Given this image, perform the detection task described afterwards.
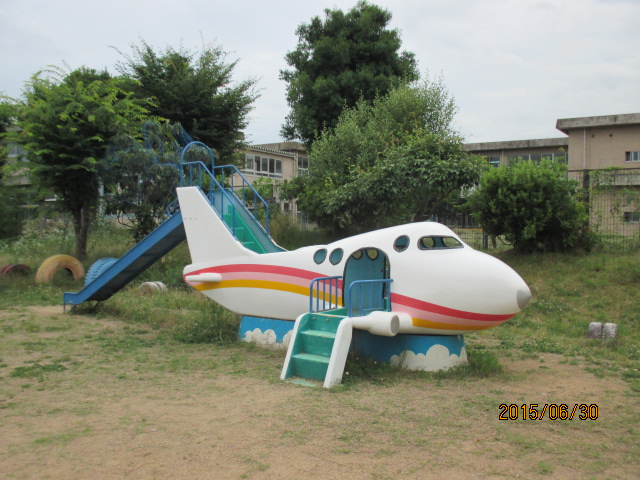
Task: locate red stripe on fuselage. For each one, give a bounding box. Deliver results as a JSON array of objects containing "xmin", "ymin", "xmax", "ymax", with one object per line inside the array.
[
  {"xmin": 391, "ymin": 292, "xmax": 514, "ymax": 322},
  {"xmin": 186, "ymin": 264, "xmax": 343, "ymax": 286}
]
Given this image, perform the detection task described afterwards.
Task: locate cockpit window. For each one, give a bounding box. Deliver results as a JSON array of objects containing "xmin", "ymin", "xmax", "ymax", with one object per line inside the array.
[
  {"xmin": 329, "ymin": 248, "xmax": 344, "ymax": 265},
  {"xmin": 394, "ymin": 235, "xmax": 410, "ymax": 252},
  {"xmin": 313, "ymin": 248, "xmax": 327, "ymax": 264},
  {"xmin": 418, "ymin": 236, "xmax": 463, "ymax": 250}
]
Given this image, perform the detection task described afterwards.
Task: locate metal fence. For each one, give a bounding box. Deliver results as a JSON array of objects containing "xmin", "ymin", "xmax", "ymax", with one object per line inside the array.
[
  {"xmin": 446, "ymin": 168, "xmax": 640, "ymax": 251},
  {"xmin": 568, "ymin": 168, "xmax": 640, "ymax": 250}
]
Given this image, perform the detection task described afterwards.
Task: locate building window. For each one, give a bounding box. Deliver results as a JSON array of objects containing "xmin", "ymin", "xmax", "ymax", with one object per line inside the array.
[
  {"xmin": 481, "ymin": 156, "xmax": 500, "ymax": 167},
  {"xmin": 623, "ymin": 212, "xmax": 640, "ymax": 223},
  {"xmin": 297, "ymin": 156, "xmax": 309, "ymax": 173},
  {"xmin": 241, "ymin": 154, "xmax": 283, "ymax": 178},
  {"xmin": 626, "ymin": 151, "xmax": 640, "ymax": 163},
  {"xmin": 506, "ymin": 152, "xmax": 567, "ymax": 165}
]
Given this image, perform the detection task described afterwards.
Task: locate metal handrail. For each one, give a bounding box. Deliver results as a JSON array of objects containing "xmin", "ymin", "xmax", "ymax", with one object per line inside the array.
[
  {"xmin": 212, "ymin": 164, "xmax": 271, "ymax": 236},
  {"xmin": 347, "ymin": 279, "xmax": 393, "ymax": 317},
  {"xmin": 178, "ymin": 159, "xmax": 271, "ymax": 237},
  {"xmin": 309, "ymin": 276, "xmax": 342, "ymax": 313}
]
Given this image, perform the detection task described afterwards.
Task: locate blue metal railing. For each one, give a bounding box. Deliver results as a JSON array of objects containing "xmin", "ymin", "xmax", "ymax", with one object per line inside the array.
[
  {"xmin": 309, "ymin": 276, "xmax": 342, "ymax": 313},
  {"xmin": 347, "ymin": 279, "xmax": 393, "ymax": 317},
  {"xmin": 308, "ymin": 277, "xmax": 394, "ymax": 316},
  {"xmin": 213, "ymin": 164, "xmax": 271, "ymax": 236},
  {"xmin": 176, "ymin": 140, "xmax": 271, "ymax": 238},
  {"xmin": 177, "ymin": 161, "xmax": 271, "ymax": 239}
]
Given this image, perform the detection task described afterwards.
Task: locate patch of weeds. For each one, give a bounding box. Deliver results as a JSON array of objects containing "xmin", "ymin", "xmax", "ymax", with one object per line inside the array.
[
  {"xmin": 427, "ymin": 346, "xmax": 504, "ymax": 380},
  {"xmin": 240, "ymin": 456, "xmax": 270, "ymax": 478},
  {"xmin": 521, "ymin": 338, "xmax": 564, "ymax": 354},
  {"xmin": 99, "ymin": 335, "xmax": 157, "ymax": 352},
  {"xmin": 20, "ymin": 340, "xmax": 49, "ymax": 353},
  {"xmin": 341, "ymin": 353, "xmax": 398, "ymax": 387},
  {"xmin": 22, "ymin": 321, "xmax": 41, "ymax": 333},
  {"xmin": 11, "ymin": 360, "xmax": 68, "ymax": 380},
  {"xmin": 536, "ymin": 461, "xmax": 555, "ymax": 475},
  {"xmin": 33, "ymin": 426, "xmax": 91, "ymax": 446},
  {"xmin": 172, "ymin": 306, "xmax": 239, "ymax": 344},
  {"xmin": 622, "ymin": 370, "xmax": 640, "ymax": 393},
  {"xmin": 530, "ymin": 299, "xmax": 568, "ymax": 314},
  {"xmin": 43, "ymin": 323, "xmax": 73, "ymax": 332}
]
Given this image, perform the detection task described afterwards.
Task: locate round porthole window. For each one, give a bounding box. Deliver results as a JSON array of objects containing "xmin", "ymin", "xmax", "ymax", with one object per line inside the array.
[
  {"xmin": 313, "ymin": 248, "xmax": 327, "ymax": 264},
  {"xmin": 329, "ymin": 248, "xmax": 344, "ymax": 265},
  {"xmin": 394, "ymin": 235, "xmax": 410, "ymax": 252}
]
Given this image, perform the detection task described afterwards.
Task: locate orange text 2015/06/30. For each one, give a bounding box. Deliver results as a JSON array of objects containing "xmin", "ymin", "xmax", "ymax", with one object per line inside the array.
[{"xmin": 498, "ymin": 404, "xmax": 599, "ymax": 421}]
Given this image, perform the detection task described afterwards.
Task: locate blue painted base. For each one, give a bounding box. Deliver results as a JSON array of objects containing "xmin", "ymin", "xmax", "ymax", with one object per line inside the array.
[
  {"xmin": 239, "ymin": 316, "xmax": 294, "ymax": 349},
  {"xmin": 352, "ymin": 330, "xmax": 467, "ymax": 371},
  {"xmin": 238, "ymin": 315, "xmax": 467, "ymax": 371}
]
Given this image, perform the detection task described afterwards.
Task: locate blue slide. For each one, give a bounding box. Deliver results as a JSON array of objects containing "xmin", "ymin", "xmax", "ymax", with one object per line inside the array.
[
  {"xmin": 63, "ymin": 212, "xmax": 186, "ymax": 306},
  {"xmin": 63, "ymin": 139, "xmax": 281, "ymax": 307}
]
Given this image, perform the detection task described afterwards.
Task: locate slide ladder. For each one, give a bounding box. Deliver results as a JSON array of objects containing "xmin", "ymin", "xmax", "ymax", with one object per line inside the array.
[{"xmin": 64, "ymin": 142, "xmax": 281, "ymax": 307}]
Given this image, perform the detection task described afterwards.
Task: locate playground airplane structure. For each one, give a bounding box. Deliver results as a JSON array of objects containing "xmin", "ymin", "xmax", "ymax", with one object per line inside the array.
[
  {"xmin": 178, "ymin": 186, "xmax": 531, "ymax": 387},
  {"xmin": 63, "ymin": 140, "xmax": 530, "ymax": 388}
]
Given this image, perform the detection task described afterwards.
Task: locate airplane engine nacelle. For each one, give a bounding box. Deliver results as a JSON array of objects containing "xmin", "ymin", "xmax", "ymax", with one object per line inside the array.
[{"xmin": 351, "ymin": 311, "xmax": 401, "ymax": 337}]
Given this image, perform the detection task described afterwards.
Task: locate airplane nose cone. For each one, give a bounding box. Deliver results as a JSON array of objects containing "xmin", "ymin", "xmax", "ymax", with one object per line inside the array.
[{"xmin": 517, "ymin": 287, "xmax": 532, "ymax": 311}]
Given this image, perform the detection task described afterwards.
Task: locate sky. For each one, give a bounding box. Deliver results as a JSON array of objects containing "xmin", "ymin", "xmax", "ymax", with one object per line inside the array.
[{"xmin": 2, "ymin": 0, "xmax": 639, "ymax": 145}]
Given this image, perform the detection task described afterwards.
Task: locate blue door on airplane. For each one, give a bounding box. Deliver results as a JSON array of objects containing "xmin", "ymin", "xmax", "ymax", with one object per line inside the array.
[{"xmin": 343, "ymin": 248, "xmax": 390, "ymax": 316}]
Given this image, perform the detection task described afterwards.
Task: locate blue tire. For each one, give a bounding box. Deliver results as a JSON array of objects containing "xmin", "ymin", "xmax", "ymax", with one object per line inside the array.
[{"xmin": 84, "ymin": 257, "xmax": 118, "ymax": 287}]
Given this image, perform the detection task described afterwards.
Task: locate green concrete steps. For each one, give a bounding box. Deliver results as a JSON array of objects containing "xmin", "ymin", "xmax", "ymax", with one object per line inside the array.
[
  {"xmin": 285, "ymin": 311, "xmax": 345, "ymax": 382},
  {"xmin": 223, "ymin": 211, "xmax": 262, "ymax": 253}
]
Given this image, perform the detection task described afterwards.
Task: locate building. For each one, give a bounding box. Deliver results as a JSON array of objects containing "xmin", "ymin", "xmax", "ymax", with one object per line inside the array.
[
  {"xmin": 238, "ymin": 141, "xmax": 308, "ymax": 216},
  {"xmin": 464, "ymin": 137, "xmax": 568, "ymax": 167},
  {"xmin": 465, "ymin": 113, "xmax": 640, "ymax": 238},
  {"xmin": 556, "ymin": 113, "xmax": 640, "ymax": 170}
]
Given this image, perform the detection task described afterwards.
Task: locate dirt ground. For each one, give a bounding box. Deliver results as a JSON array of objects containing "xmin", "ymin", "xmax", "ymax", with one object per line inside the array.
[{"xmin": 1, "ymin": 306, "xmax": 638, "ymax": 479}]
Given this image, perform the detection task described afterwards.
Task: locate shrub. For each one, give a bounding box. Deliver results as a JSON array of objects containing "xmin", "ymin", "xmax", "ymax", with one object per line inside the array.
[{"xmin": 466, "ymin": 159, "xmax": 591, "ymax": 252}]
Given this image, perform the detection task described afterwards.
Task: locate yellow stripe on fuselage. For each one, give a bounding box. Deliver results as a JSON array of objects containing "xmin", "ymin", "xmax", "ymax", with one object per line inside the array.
[
  {"xmin": 411, "ymin": 317, "xmax": 497, "ymax": 331},
  {"xmin": 192, "ymin": 279, "xmax": 341, "ymax": 304}
]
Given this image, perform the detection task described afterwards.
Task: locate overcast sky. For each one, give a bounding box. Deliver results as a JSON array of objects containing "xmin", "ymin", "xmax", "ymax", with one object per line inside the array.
[{"xmin": 2, "ymin": 0, "xmax": 639, "ymax": 145}]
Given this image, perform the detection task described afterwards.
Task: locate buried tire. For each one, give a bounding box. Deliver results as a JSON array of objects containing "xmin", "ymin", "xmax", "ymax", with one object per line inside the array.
[
  {"xmin": 137, "ymin": 281, "xmax": 168, "ymax": 295},
  {"xmin": 0, "ymin": 264, "xmax": 32, "ymax": 276},
  {"xmin": 35, "ymin": 255, "xmax": 85, "ymax": 284},
  {"xmin": 84, "ymin": 257, "xmax": 118, "ymax": 287}
]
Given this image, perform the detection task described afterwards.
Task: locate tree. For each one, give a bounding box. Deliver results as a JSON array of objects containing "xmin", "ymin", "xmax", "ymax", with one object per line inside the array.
[
  {"xmin": 465, "ymin": 159, "xmax": 591, "ymax": 252},
  {"xmin": 0, "ymin": 97, "xmax": 19, "ymax": 175},
  {"xmin": 117, "ymin": 40, "xmax": 259, "ymax": 163},
  {"xmin": 282, "ymin": 79, "xmax": 485, "ymax": 234},
  {"xmin": 102, "ymin": 122, "xmax": 182, "ymax": 241},
  {"xmin": 15, "ymin": 67, "xmax": 150, "ymax": 260},
  {"xmin": 281, "ymin": 1, "xmax": 419, "ymax": 145}
]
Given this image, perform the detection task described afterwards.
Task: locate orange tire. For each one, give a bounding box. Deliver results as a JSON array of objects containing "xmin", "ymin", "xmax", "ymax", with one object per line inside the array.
[{"xmin": 35, "ymin": 255, "xmax": 85, "ymax": 284}]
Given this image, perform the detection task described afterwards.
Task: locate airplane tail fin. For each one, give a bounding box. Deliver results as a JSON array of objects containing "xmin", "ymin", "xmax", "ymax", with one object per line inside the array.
[{"xmin": 177, "ymin": 186, "xmax": 253, "ymax": 264}]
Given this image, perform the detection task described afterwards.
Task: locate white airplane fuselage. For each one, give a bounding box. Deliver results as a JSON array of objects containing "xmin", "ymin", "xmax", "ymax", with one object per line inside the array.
[{"xmin": 178, "ymin": 187, "xmax": 531, "ymax": 335}]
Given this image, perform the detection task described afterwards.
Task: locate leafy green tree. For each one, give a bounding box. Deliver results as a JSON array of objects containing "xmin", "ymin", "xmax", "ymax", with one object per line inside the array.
[
  {"xmin": 102, "ymin": 122, "xmax": 182, "ymax": 241},
  {"xmin": 281, "ymin": 1, "xmax": 419, "ymax": 145},
  {"xmin": 117, "ymin": 40, "xmax": 259, "ymax": 162},
  {"xmin": 465, "ymin": 159, "xmax": 591, "ymax": 252},
  {"xmin": 15, "ymin": 67, "xmax": 150, "ymax": 260},
  {"xmin": 0, "ymin": 97, "xmax": 19, "ymax": 175},
  {"xmin": 283, "ymin": 80, "xmax": 485, "ymax": 234}
]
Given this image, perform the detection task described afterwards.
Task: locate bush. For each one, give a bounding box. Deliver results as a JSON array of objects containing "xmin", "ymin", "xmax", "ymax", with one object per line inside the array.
[{"xmin": 466, "ymin": 159, "xmax": 591, "ymax": 252}]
